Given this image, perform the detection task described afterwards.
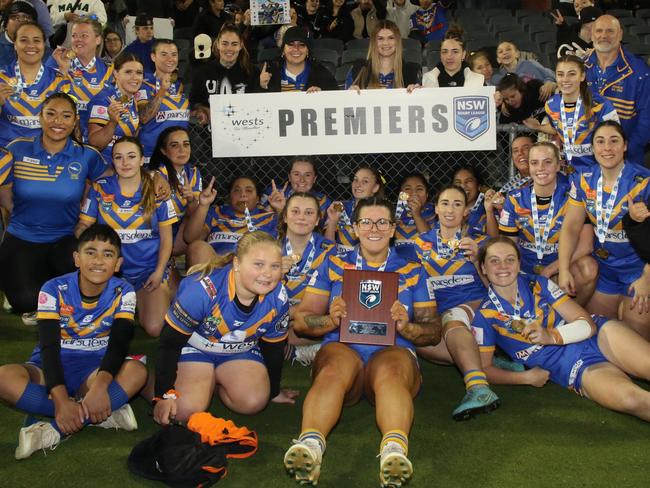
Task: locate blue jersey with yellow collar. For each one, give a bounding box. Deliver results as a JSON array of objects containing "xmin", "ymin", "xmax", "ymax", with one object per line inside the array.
[
  {"xmin": 156, "ymin": 163, "xmax": 202, "ymax": 223},
  {"xmin": 166, "ymin": 264, "xmax": 289, "ymax": 355},
  {"xmin": 6, "ymin": 136, "xmax": 107, "ymax": 243},
  {"xmin": 84, "ymin": 84, "xmax": 140, "ymax": 160},
  {"xmin": 137, "ymin": 74, "xmax": 190, "ymax": 158},
  {"xmin": 466, "ymin": 196, "xmax": 487, "ymax": 238},
  {"xmin": 331, "ymin": 199, "xmax": 358, "ymax": 255},
  {"xmin": 282, "ymin": 232, "xmax": 336, "ymax": 306},
  {"xmin": 80, "ymin": 175, "xmax": 178, "ymax": 282},
  {"xmin": 281, "ymin": 63, "xmax": 311, "ymax": 91},
  {"xmin": 0, "ymin": 147, "xmax": 13, "ymax": 187},
  {"xmin": 394, "ymin": 202, "xmax": 435, "ymax": 261},
  {"xmin": 204, "ymin": 204, "xmax": 278, "ymax": 255},
  {"xmin": 472, "ymin": 274, "xmax": 574, "ymax": 366},
  {"xmin": 0, "ymin": 62, "xmax": 71, "ymax": 146},
  {"xmin": 414, "ymin": 224, "xmax": 487, "ymax": 311},
  {"xmin": 499, "ymin": 175, "xmax": 571, "ymax": 273},
  {"xmin": 35, "ymin": 271, "xmax": 136, "ymax": 353},
  {"xmin": 306, "ymin": 247, "xmax": 431, "ymax": 349},
  {"xmin": 45, "ymin": 55, "xmax": 114, "ymax": 140},
  {"xmin": 260, "ymin": 184, "xmax": 332, "ymax": 225},
  {"xmin": 584, "ymin": 47, "xmax": 650, "ymax": 163},
  {"xmin": 568, "ymin": 163, "xmax": 650, "ymax": 269},
  {"xmin": 544, "ymin": 93, "xmax": 618, "ymax": 171}
]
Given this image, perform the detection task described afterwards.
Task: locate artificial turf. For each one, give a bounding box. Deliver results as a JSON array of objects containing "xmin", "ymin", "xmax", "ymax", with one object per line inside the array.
[{"xmin": 1, "ymin": 312, "xmax": 649, "ymax": 488}]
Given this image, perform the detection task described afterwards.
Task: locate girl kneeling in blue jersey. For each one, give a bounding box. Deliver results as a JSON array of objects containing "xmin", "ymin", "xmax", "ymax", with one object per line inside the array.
[
  {"xmin": 284, "ymin": 197, "xmax": 440, "ymax": 487},
  {"xmin": 0, "ymin": 224, "xmax": 147, "ymax": 459},
  {"xmin": 152, "ymin": 231, "xmax": 291, "ymax": 424},
  {"xmin": 474, "ymin": 237, "xmax": 650, "ymax": 422},
  {"xmin": 559, "ymin": 121, "xmax": 650, "ymax": 339},
  {"xmin": 76, "ymin": 137, "xmax": 178, "ymax": 337}
]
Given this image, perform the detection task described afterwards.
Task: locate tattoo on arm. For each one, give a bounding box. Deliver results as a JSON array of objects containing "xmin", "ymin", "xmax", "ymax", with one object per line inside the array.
[
  {"xmin": 304, "ymin": 315, "xmax": 332, "ymax": 329},
  {"xmin": 139, "ymin": 96, "xmax": 164, "ymax": 124},
  {"xmin": 410, "ymin": 307, "xmax": 442, "ymax": 346}
]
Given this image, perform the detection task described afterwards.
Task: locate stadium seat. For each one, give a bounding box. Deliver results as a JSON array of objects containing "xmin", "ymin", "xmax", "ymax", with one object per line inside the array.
[
  {"xmin": 424, "ymin": 40, "xmax": 441, "ymax": 55},
  {"xmin": 402, "ymin": 37, "xmax": 422, "ymax": 52},
  {"xmin": 258, "ymin": 47, "xmax": 280, "ymax": 63},
  {"xmin": 341, "ymin": 49, "xmax": 367, "ymax": 66},
  {"xmin": 534, "ymin": 31, "xmax": 555, "ymax": 46},
  {"xmin": 606, "ymin": 9, "xmax": 633, "ymax": 18},
  {"xmin": 312, "ymin": 38, "xmax": 344, "ymax": 57},
  {"xmin": 335, "ymin": 65, "xmax": 351, "ymax": 88},
  {"xmin": 312, "ymin": 48, "xmax": 339, "ymax": 68},
  {"xmin": 321, "ymin": 61, "xmax": 337, "ymax": 76},
  {"xmin": 483, "ymin": 8, "xmax": 512, "ymax": 18},
  {"xmin": 619, "ymin": 17, "xmax": 644, "ymax": 28},
  {"xmin": 625, "ymin": 42, "xmax": 650, "ymax": 57},
  {"xmin": 635, "ymin": 9, "xmax": 650, "ymax": 21},
  {"xmin": 403, "ymin": 48, "xmax": 422, "ymax": 65},
  {"xmin": 629, "ymin": 24, "xmax": 650, "ymax": 36},
  {"xmin": 345, "ymin": 38, "xmax": 370, "ymax": 51},
  {"xmin": 424, "ymin": 50, "xmax": 439, "ymax": 70}
]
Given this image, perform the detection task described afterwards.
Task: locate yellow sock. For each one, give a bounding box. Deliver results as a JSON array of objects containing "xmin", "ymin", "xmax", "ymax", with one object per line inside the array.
[{"xmin": 380, "ymin": 430, "xmax": 408, "ymax": 455}]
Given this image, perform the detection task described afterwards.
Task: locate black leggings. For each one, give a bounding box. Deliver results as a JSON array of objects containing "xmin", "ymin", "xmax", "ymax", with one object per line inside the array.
[{"xmin": 0, "ymin": 233, "xmax": 77, "ymax": 313}]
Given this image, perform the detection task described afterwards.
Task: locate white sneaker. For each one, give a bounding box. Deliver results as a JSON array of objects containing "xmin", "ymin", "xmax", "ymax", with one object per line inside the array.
[
  {"xmin": 292, "ymin": 344, "xmax": 321, "ymax": 367},
  {"xmin": 21, "ymin": 311, "xmax": 38, "ymax": 326},
  {"xmin": 15, "ymin": 421, "xmax": 61, "ymax": 460},
  {"xmin": 379, "ymin": 441, "xmax": 413, "ymax": 487},
  {"xmin": 94, "ymin": 404, "xmax": 138, "ymax": 431},
  {"xmin": 284, "ymin": 438, "xmax": 323, "ymax": 485}
]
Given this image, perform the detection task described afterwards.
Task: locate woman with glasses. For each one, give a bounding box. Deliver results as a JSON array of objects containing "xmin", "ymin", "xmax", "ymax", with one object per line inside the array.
[
  {"xmin": 284, "ymin": 197, "xmax": 440, "ymax": 487},
  {"xmin": 414, "ymin": 185, "xmax": 501, "ymax": 420}
]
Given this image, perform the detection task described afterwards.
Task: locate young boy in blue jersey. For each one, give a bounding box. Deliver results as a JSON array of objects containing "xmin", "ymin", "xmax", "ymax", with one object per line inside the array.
[{"xmin": 0, "ymin": 224, "xmax": 147, "ymax": 460}]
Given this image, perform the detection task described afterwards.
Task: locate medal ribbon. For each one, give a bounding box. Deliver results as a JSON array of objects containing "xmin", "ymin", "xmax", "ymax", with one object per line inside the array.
[
  {"xmin": 395, "ymin": 197, "xmax": 409, "ymax": 221},
  {"xmin": 243, "ymin": 206, "xmax": 257, "ymax": 232},
  {"xmin": 471, "ymin": 193, "xmax": 485, "ymax": 213},
  {"xmin": 14, "ymin": 62, "xmax": 45, "ymax": 94},
  {"xmin": 487, "ymin": 285, "xmax": 522, "ymax": 321},
  {"xmin": 338, "ymin": 204, "xmax": 352, "ymax": 228},
  {"xmin": 500, "ymin": 176, "xmax": 531, "ymax": 194},
  {"xmin": 285, "ymin": 235, "xmax": 316, "ymax": 276},
  {"xmin": 71, "ymin": 56, "xmax": 97, "ymax": 73},
  {"xmin": 354, "ymin": 247, "xmax": 390, "ymax": 271},
  {"xmin": 559, "ymin": 97, "xmax": 582, "ymax": 162},
  {"xmin": 530, "ymin": 187, "xmax": 556, "ymax": 261},
  {"xmin": 435, "ymin": 223, "xmax": 462, "ymax": 259},
  {"xmin": 595, "ymin": 168, "xmax": 623, "ymax": 244}
]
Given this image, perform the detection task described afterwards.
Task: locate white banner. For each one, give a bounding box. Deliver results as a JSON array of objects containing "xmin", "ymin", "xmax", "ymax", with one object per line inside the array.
[{"xmin": 209, "ymin": 87, "xmax": 496, "ymax": 157}]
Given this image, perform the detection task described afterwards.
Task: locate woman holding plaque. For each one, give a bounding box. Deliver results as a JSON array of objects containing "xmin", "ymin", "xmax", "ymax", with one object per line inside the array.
[
  {"xmin": 394, "ymin": 172, "xmax": 435, "ymax": 261},
  {"xmin": 473, "ymin": 236, "xmax": 650, "ymax": 422},
  {"xmin": 284, "ymin": 197, "xmax": 440, "ymax": 487},
  {"xmin": 85, "ymin": 52, "xmax": 144, "ymax": 161},
  {"xmin": 184, "ymin": 175, "xmax": 282, "ymax": 268},
  {"xmin": 345, "ymin": 20, "xmax": 420, "ymax": 90},
  {"xmin": 523, "ymin": 55, "xmax": 619, "ymax": 174},
  {"xmin": 498, "ymin": 142, "xmax": 598, "ymax": 306},
  {"xmin": 324, "ymin": 164, "xmax": 384, "ymax": 254},
  {"xmin": 559, "ymin": 121, "xmax": 650, "ymax": 339},
  {"xmin": 413, "ymin": 185, "xmax": 501, "ymax": 420}
]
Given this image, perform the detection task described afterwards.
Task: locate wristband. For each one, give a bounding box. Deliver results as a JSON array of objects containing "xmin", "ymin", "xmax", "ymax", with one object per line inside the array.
[{"xmin": 152, "ymin": 389, "xmax": 180, "ymax": 405}]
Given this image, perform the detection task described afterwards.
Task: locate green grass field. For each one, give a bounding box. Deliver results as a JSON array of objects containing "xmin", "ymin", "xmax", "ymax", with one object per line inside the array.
[{"xmin": 1, "ymin": 312, "xmax": 650, "ymax": 488}]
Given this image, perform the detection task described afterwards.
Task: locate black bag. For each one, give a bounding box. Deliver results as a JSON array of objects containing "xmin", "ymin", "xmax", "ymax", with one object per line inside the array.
[
  {"xmin": 49, "ymin": 0, "xmax": 82, "ymax": 48},
  {"xmin": 128, "ymin": 424, "xmax": 228, "ymax": 488}
]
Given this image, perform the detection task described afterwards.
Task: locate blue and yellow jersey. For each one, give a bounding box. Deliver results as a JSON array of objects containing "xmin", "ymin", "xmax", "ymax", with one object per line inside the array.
[
  {"xmin": 414, "ymin": 224, "xmax": 487, "ymax": 311},
  {"xmin": 137, "ymin": 74, "xmax": 190, "ymax": 158},
  {"xmin": 499, "ymin": 175, "xmax": 571, "ymax": 273},
  {"xmin": 282, "ymin": 232, "xmax": 336, "ymax": 305},
  {"xmin": 35, "ymin": 270, "xmax": 136, "ymax": 353},
  {"xmin": 165, "ymin": 264, "xmax": 289, "ymax": 355},
  {"xmin": 204, "ymin": 204, "xmax": 278, "ymax": 255},
  {"xmin": 6, "ymin": 136, "xmax": 107, "ymax": 243},
  {"xmin": 394, "ymin": 202, "xmax": 436, "ymax": 261},
  {"xmin": 156, "ymin": 163, "xmax": 202, "ymax": 223},
  {"xmin": 545, "ymin": 93, "xmax": 619, "ymax": 171},
  {"xmin": 281, "ymin": 63, "xmax": 311, "ymax": 91},
  {"xmin": 260, "ymin": 184, "xmax": 332, "ymax": 225},
  {"xmin": 0, "ymin": 147, "xmax": 13, "ymax": 187},
  {"xmin": 332, "ymin": 199, "xmax": 357, "ymax": 254},
  {"xmin": 45, "ymin": 56, "xmax": 114, "ymax": 140},
  {"xmin": 472, "ymin": 274, "xmax": 572, "ymax": 366},
  {"xmin": 0, "ymin": 62, "xmax": 71, "ymax": 146},
  {"xmin": 79, "ymin": 175, "xmax": 178, "ymax": 282},
  {"xmin": 306, "ymin": 248, "xmax": 431, "ymax": 349},
  {"xmin": 568, "ymin": 163, "xmax": 650, "ymax": 269},
  {"xmin": 466, "ymin": 197, "xmax": 487, "ymax": 238},
  {"xmin": 84, "ymin": 84, "xmax": 140, "ymax": 160}
]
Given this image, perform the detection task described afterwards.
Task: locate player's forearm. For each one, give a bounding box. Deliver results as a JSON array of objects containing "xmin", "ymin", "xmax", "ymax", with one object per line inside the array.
[
  {"xmin": 88, "ymin": 122, "xmax": 118, "ymax": 150},
  {"xmin": 293, "ymin": 311, "xmax": 337, "ymax": 337}
]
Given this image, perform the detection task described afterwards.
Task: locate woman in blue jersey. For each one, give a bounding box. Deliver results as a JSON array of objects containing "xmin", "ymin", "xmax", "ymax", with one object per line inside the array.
[
  {"xmin": 284, "ymin": 197, "xmax": 440, "ymax": 487},
  {"xmin": 150, "ymin": 126, "xmax": 202, "ymax": 257},
  {"xmin": 393, "ymin": 172, "xmax": 435, "ymax": 261},
  {"xmin": 559, "ymin": 121, "xmax": 650, "ymax": 339},
  {"xmin": 413, "ymin": 185, "xmax": 500, "ymax": 420},
  {"xmin": 152, "ymin": 231, "xmax": 291, "ymax": 423},
  {"xmin": 184, "ymin": 174, "xmax": 281, "ymax": 268},
  {"xmin": 474, "ymin": 237, "xmax": 650, "ymax": 422},
  {"xmin": 76, "ymin": 137, "xmax": 177, "ymax": 338},
  {"xmin": 523, "ymin": 55, "xmax": 619, "ymax": 173},
  {"xmin": 452, "ymin": 164, "xmax": 498, "ymax": 238},
  {"xmin": 85, "ymin": 52, "xmax": 143, "ymax": 161},
  {"xmin": 279, "ymin": 192, "xmax": 336, "ymax": 368},
  {"xmin": 499, "ymin": 142, "xmax": 598, "ymax": 306},
  {"xmin": 0, "ymin": 93, "xmax": 107, "ymax": 324},
  {"xmin": 0, "ymin": 22, "xmax": 70, "ymax": 147},
  {"xmin": 324, "ymin": 164, "xmax": 384, "ymax": 254}
]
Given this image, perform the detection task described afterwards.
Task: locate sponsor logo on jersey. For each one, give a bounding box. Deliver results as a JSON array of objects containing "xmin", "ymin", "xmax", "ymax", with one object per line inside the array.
[
  {"xmin": 200, "ymin": 277, "xmax": 217, "ymax": 299},
  {"xmin": 121, "ymin": 291, "xmax": 136, "ymax": 313},
  {"xmin": 37, "ymin": 291, "xmax": 57, "ymax": 311},
  {"xmin": 426, "ymin": 274, "xmax": 474, "ymax": 291}
]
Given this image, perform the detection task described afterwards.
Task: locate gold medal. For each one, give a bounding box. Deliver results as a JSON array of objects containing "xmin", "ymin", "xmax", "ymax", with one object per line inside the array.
[
  {"xmin": 446, "ymin": 239, "xmax": 460, "ymax": 250},
  {"xmin": 170, "ymin": 72, "xmax": 178, "ymax": 83},
  {"xmin": 65, "ymin": 50, "xmax": 77, "ymax": 60},
  {"xmin": 564, "ymin": 165, "xmax": 575, "ymax": 175},
  {"xmin": 595, "ymin": 248, "xmax": 609, "ymax": 259},
  {"xmin": 290, "ymin": 253, "xmax": 301, "ymax": 264},
  {"xmin": 119, "ymin": 94, "xmax": 129, "ymax": 104},
  {"xmin": 332, "ymin": 202, "xmax": 344, "ymax": 213},
  {"xmin": 511, "ymin": 319, "xmax": 526, "ymax": 333},
  {"xmin": 398, "ymin": 191, "xmax": 410, "ymax": 202},
  {"xmin": 533, "ymin": 264, "xmax": 544, "ymax": 274},
  {"xmin": 492, "ymin": 195, "xmax": 505, "ymax": 206}
]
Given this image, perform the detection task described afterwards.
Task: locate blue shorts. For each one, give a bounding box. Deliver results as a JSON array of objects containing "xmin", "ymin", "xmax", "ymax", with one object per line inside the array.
[
  {"xmin": 595, "ymin": 259, "xmax": 642, "ymax": 296},
  {"xmin": 545, "ymin": 316, "xmax": 609, "ymax": 393},
  {"xmin": 322, "ymin": 339, "xmax": 417, "ymax": 366},
  {"xmin": 178, "ymin": 345, "xmax": 264, "ymax": 368},
  {"xmin": 26, "ymin": 349, "xmax": 103, "ymax": 396},
  {"xmin": 123, "ymin": 263, "xmax": 171, "ymax": 291}
]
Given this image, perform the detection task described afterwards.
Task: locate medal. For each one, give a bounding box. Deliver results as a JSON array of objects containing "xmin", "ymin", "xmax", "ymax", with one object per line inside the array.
[
  {"xmin": 334, "ymin": 202, "xmax": 352, "ymax": 228},
  {"xmin": 285, "ymin": 235, "xmax": 316, "ymax": 276},
  {"xmin": 65, "ymin": 50, "xmax": 77, "ymax": 61},
  {"xmin": 395, "ymin": 191, "xmax": 410, "ymax": 220},
  {"xmin": 435, "ymin": 224, "xmax": 462, "ymax": 259},
  {"xmin": 170, "ymin": 71, "xmax": 178, "ymax": 83},
  {"xmin": 7, "ymin": 77, "xmax": 21, "ymax": 100},
  {"xmin": 595, "ymin": 248, "xmax": 609, "ymax": 259},
  {"xmin": 595, "ymin": 167, "xmax": 623, "ymax": 246},
  {"xmin": 332, "ymin": 202, "xmax": 344, "ymax": 213},
  {"xmin": 564, "ymin": 165, "xmax": 575, "ymax": 175},
  {"xmin": 531, "ymin": 186, "xmax": 556, "ymax": 262},
  {"xmin": 559, "ymin": 96, "xmax": 583, "ymax": 163},
  {"xmin": 510, "ymin": 320, "xmax": 526, "ymax": 333},
  {"xmin": 487, "ymin": 285, "xmax": 526, "ymax": 335},
  {"xmin": 533, "ymin": 264, "xmax": 544, "ymax": 274}
]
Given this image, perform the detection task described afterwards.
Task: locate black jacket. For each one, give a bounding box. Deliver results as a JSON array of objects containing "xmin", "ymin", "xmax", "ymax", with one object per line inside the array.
[
  {"xmin": 190, "ymin": 60, "xmax": 261, "ymax": 108},
  {"xmin": 261, "ymin": 59, "xmax": 339, "ymax": 92}
]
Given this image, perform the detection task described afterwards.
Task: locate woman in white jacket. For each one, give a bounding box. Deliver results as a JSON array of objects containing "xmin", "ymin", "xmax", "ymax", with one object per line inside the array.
[
  {"xmin": 422, "ymin": 25, "xmax": 484, "ymax": 88},
  {"xmin": 48, "ymin": 0, "xmax": 108, "ymax": 28}
]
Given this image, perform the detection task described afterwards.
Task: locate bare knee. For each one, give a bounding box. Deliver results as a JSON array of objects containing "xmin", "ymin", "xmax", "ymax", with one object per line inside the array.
[
  {"xmin": 175, "ymin": 399, "xmax": 209, "ymax": 421},
  {"xmin": 614, "ymin": 390, "xmax": 647, "ymax": 415},
  {"xmin": 224, "ymin": 388, "xmax": 268, "ymax": 415},
  {"xmin": 138, "ymin": 312, "xmax": 164, "ymax": 337},
  {"xmin": 574, "ymin": 256, "xmax": 599, "ymax": 283},
  {"xmin": 186, "ymin": 240, "xmax": 214, "ymax": 268},
  {"xmin": 0, "ymin": 364, "xmax": 30, "ymax": 402}
]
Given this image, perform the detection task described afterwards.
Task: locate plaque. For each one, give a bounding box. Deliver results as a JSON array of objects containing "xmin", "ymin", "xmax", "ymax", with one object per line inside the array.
[{"xmin": 339, "ymin": 269, "xmax": 399, "ymax": 346}]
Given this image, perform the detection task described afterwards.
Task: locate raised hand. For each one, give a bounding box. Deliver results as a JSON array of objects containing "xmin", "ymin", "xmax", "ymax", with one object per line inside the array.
[{"xmin": 199, "ymin": 176, "xmax": 218, "ymax": 207}]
